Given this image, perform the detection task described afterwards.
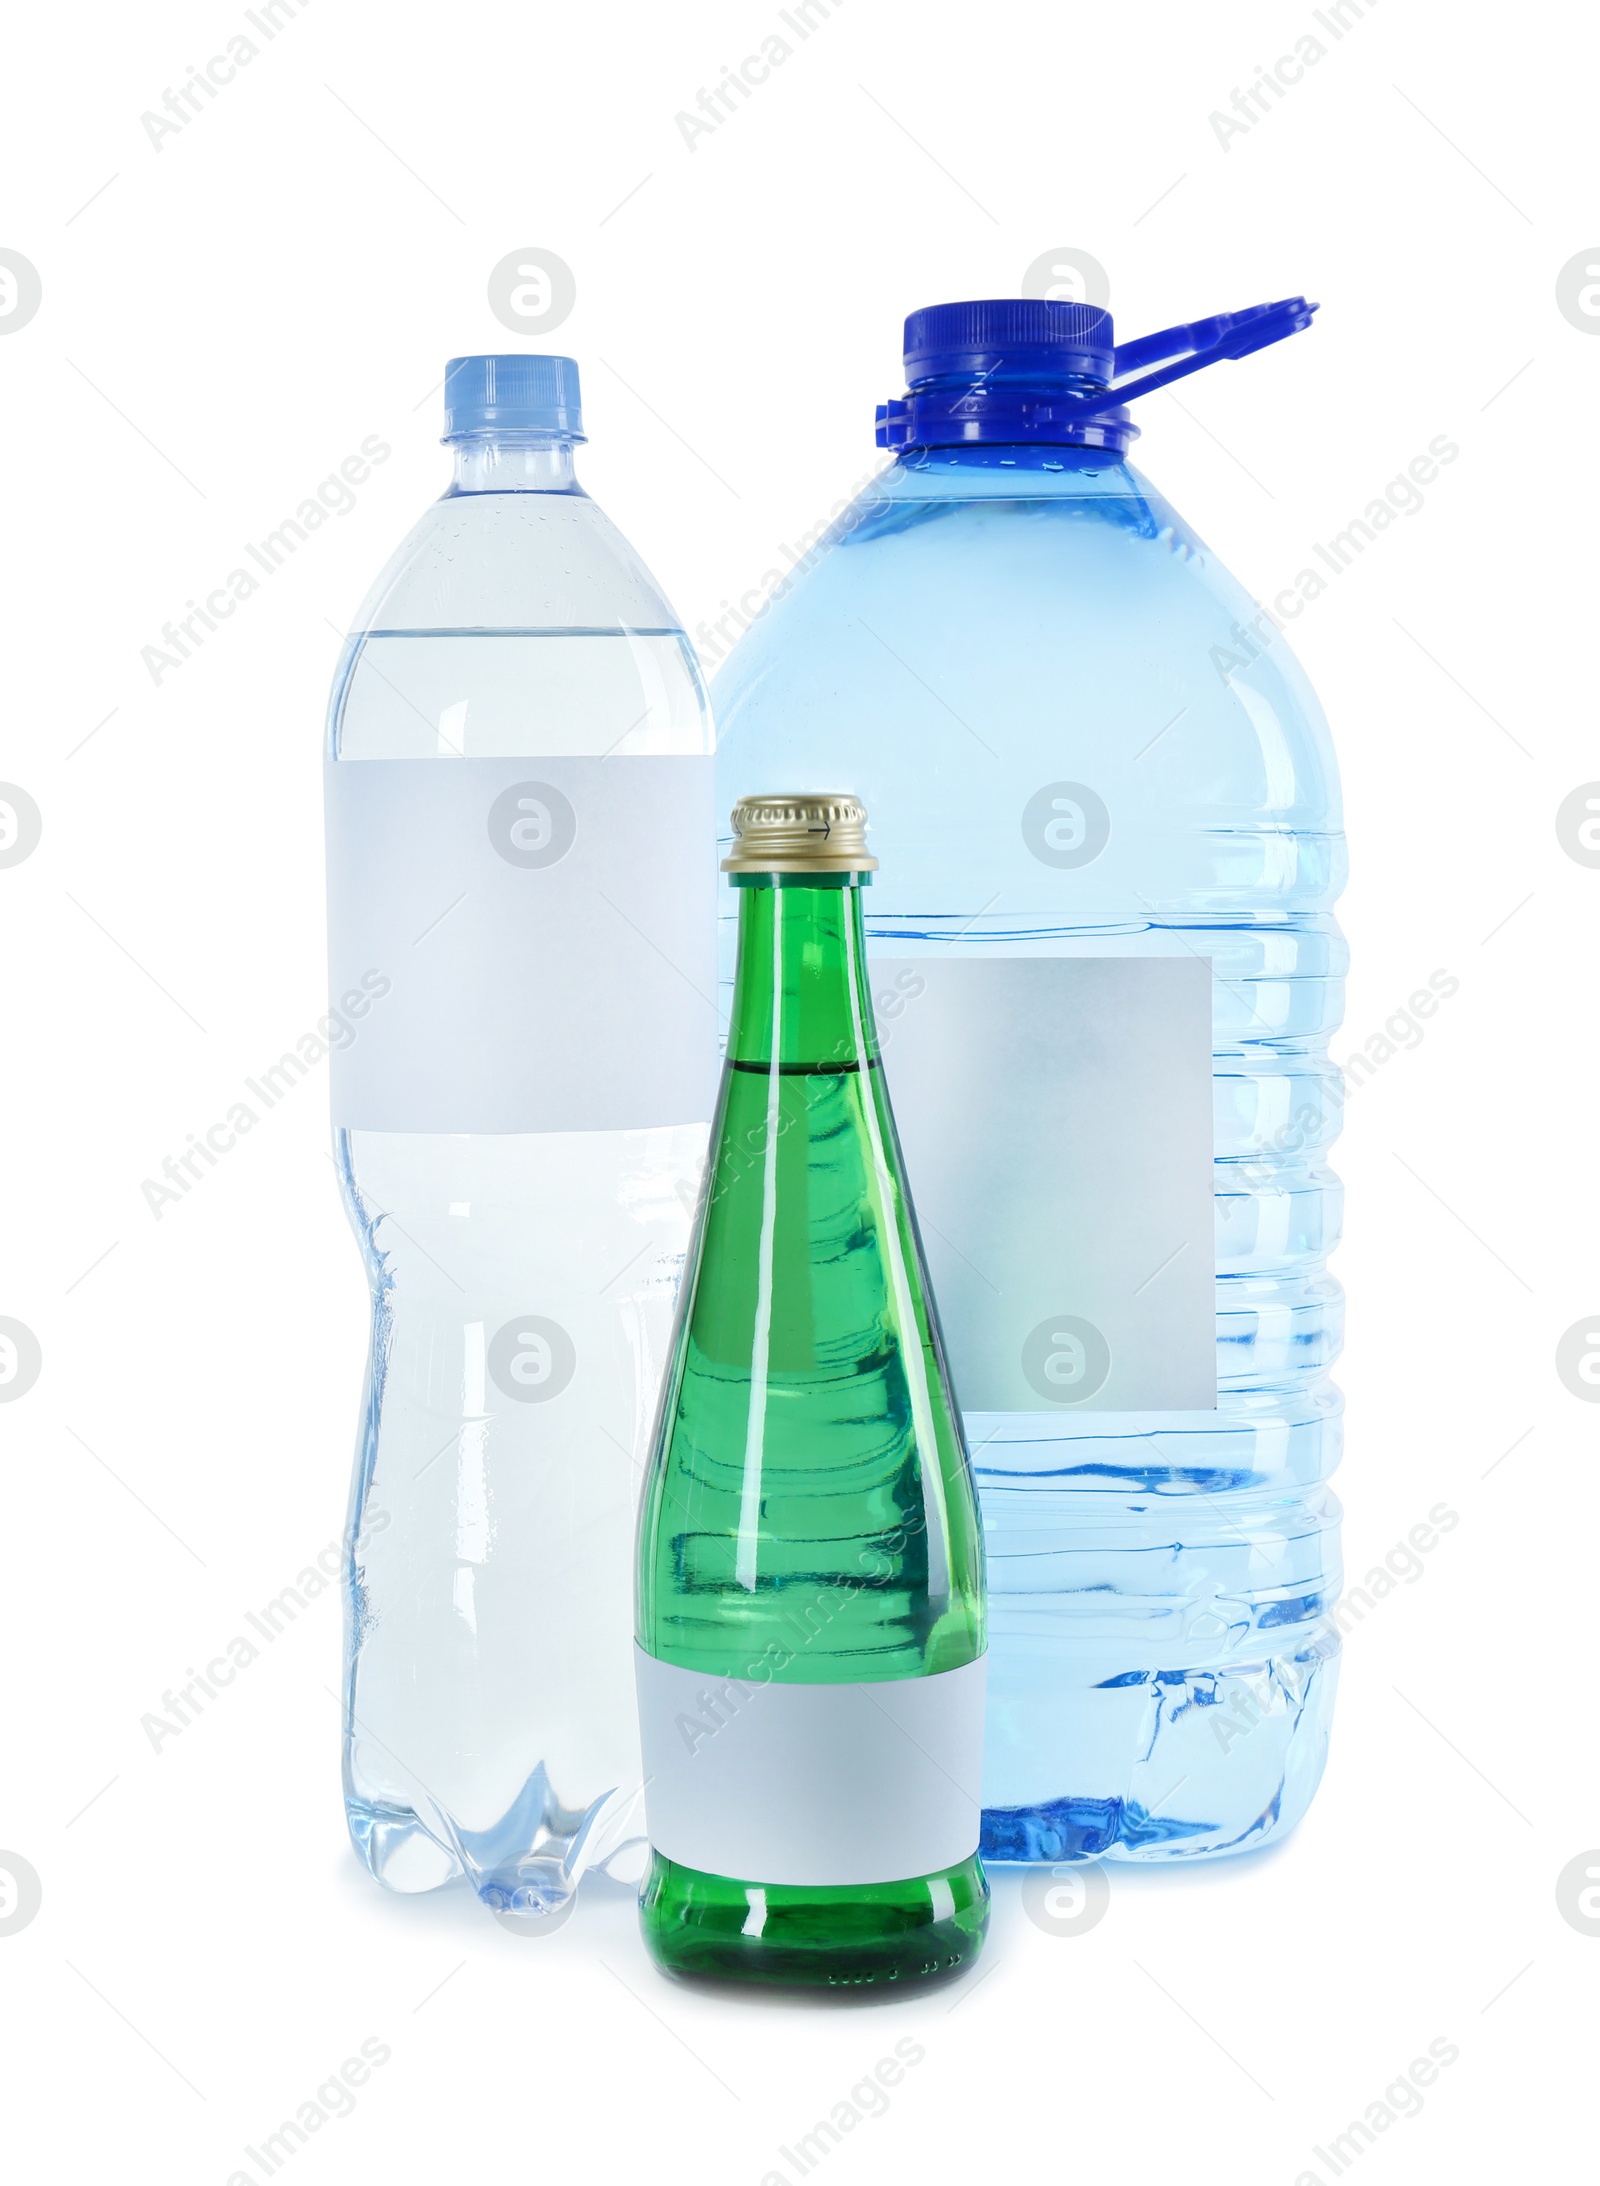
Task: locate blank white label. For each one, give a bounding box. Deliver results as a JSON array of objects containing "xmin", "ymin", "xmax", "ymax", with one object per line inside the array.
[
  {"xmin": 325, "ymin": 756, "xmax": 718, "ymax": 1134},
  {"xmin": 635, "ymin": 1648, "xmax": 985, "ymax": 1886},
  {"xmin": 872, "ymin": 956, "xmax": 1216, "ymax": 1412}
]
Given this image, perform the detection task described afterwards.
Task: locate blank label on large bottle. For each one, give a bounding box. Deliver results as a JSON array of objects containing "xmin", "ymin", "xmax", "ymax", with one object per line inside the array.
[
  {"xmin": 325, "ymin": 756, "xmax": 718, "ymax": 1135},
  {"xmin": 872, "ymin": 956, "xmax": 1216, "ymax": 1413}
]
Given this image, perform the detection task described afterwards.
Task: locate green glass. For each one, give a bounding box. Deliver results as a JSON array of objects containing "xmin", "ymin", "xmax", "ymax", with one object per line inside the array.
[{"xmin": 636, "ymin": 858, "xmax": 987, "ymax": 1989}]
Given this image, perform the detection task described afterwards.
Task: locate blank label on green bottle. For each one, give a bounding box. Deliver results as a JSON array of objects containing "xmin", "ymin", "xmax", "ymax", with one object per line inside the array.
[
  {"xmin": 872, "ymin": 956, "xmax": 1217, "ymax": 1413},
  {"xmin": 635, "ymin": 1648, "xmax": 985, "ymax": 1887}
]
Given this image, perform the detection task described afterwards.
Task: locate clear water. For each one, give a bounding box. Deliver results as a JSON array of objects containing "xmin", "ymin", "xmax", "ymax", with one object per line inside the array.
[
  {"xmin": 327, "ymin": 445, "xmax": 712, "ymax": 1910},
  {"xmin": 710, "ymin": 446, "xmax": 1347, "ymax": 1861}
]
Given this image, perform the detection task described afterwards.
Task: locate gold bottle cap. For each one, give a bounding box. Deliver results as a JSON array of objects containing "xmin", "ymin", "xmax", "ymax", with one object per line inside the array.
[{"xmin": 722, "ymin": 793, "xmax": 878, "ymax": 874}]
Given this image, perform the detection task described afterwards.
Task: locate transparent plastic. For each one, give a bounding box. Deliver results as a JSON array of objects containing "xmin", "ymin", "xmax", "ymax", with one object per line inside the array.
[
  {"xmin": 711, "ymin": 442, "xmax": 1346, "ymax": 1861},
  {"xmin": 327, "ymin": 431, "xmax": 712, "ymax": 1911}
]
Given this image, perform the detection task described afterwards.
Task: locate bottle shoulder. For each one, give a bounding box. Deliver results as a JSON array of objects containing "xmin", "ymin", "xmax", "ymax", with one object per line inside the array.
[
  {"xmin": 739, "ymin": 458, "xmax": 1300, "ymax": 667},
  {"xmin": 326, "ymin": 487, "xmax": 710, "ymax": 758},
  {"xmin": 710, "ymin": 457, "xmax": 1341, "ymax": 915},
  {"xmin": 345, "ymin": 487, "xmax": 686, "ymax": 635}
]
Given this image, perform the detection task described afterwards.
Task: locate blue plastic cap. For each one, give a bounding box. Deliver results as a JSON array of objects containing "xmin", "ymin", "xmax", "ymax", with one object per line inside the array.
[
  {"xmin": 903, "ymin": 298, "xmax": 1115, "ymax": 387},
  {"xmin": 881, "ymin": 298, "xmax": 1126, "ymax": 455},
  {"xmin": 442, "ymin": 354, "xmax": 585, "ymax": 442},
  {"xmin": 879, "ymin": 292, "xmax": 1317, "ymax": 454}
]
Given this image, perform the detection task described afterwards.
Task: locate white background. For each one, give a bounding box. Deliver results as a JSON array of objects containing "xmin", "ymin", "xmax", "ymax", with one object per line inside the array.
[{"xmin": 2, "ymin": 0, "xmax": 1595, "ymax": 2178}]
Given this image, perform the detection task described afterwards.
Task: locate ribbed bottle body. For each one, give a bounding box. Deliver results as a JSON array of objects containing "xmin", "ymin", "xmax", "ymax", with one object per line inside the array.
[{"xmin": 711, "ymin": 449, "xmax": 1346, "ymax": 1860}]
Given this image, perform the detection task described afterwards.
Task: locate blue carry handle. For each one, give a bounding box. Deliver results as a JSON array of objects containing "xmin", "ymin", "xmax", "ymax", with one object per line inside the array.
[{"xmin": 1093, "ymin": 296, "xmax": 1318, "ymax": 414}]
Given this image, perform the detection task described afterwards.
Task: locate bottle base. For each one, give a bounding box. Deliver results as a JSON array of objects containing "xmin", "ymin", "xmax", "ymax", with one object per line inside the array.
[
  {"xmin": 981, "ymin": 1789, "xmax": 1294, "ymax": 1864},
  {"xmin": 981, "ymin": 1636, "xmax": 1340, "ymax": 1862},
  {"xmin": 347, "ymin": 1799, "xmax": 466, "ymax": 1894},
  {"xmin": 638, "ymin": 1852, "xmax": 989, "ymax": 1991},
  {"xmin": 345, "ymin": 1778, "xmax": 647, "ymax": 1911}
]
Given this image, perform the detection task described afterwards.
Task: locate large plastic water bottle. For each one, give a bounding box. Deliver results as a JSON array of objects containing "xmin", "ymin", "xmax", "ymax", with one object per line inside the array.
[
  {"xmin": 711, "ymin": 297, "xmax": 1345, "ymax": 1861},
  {"xmin": 324, "ymin": 355, "xmax": 715, "ymax": 1913}
]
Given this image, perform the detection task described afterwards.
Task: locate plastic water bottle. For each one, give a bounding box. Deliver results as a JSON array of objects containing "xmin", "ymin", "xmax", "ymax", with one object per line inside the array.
[
  {"xmin": 324, "ymin": 354, "xmax": 716, "ymax": 1913},
  {"xmin": 710, "ymin": 297, "xmax": 1345, "ymax": 1861}
]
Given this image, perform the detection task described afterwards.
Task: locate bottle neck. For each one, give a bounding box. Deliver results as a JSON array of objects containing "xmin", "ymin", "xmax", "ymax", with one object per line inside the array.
[
  {"xmin": 726, "ymin": 876, "xmax": 879, "ymax": 1072},
  {"xmin": 446, "ymin": 437, "xmax": 579, "ymax": 494},
  {"xmin": 879, "ymin": 375, "xmax": 1136, "ymax": 460},
  {"xmin": 894, "ymin": 439, "xmax": 1132, "ymax": 482},
  {"xmin": 867, "ymin": 442, "xmax": 1145, "ymax": 514}
]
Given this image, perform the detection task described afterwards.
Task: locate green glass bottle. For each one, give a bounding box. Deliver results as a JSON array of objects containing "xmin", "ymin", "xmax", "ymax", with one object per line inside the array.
[{"xmin": 635, "ymin": 792, "xmax": 987, "ymax": 1990}]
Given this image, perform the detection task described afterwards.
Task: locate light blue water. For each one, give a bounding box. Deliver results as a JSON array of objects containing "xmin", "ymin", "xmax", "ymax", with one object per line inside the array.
[
  {"xmin": 711, "ymin": 444, "xmax": 1347, "ymax": 1860},
  {"xmin": 326, "ymin": 438, "xmax": 713, "ymax": 1910}
]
